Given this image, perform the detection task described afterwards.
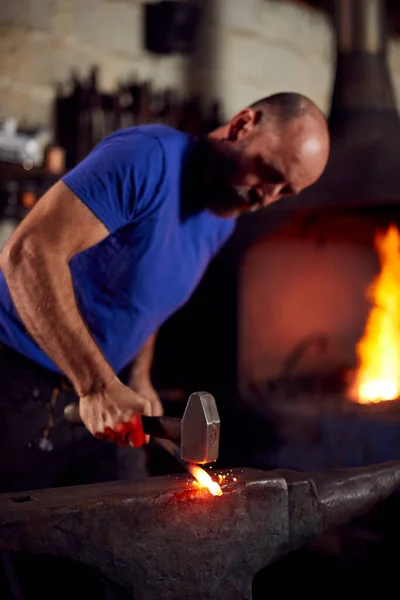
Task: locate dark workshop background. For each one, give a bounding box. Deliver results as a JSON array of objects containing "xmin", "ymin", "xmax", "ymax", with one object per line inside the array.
[
  {"xmin": 0, "ymin": 0, "xmax": 348, "ymax": 394},
  {"xmin": 2, "ymin": 0, "xmax": 400, "ymax": 457},
  {"xmin": 4, "ymin": 1, "xmax": 400, "ymax": 593},
  {"xmin": 2, "ymin": 0, "xmax": 400, "ymax": 460}
]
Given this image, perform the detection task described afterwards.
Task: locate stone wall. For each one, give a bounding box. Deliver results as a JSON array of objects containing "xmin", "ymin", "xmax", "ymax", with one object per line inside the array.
[{"xmin": 1, "ymin": 0, "xmax": 400, "ymax": 128}]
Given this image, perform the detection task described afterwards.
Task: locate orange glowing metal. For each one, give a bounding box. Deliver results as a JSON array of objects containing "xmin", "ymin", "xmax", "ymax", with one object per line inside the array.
[
  {"xmin": 188, "ymin": 464, "xmax": 223, "ymax": 496},
  {"xmin": 352, "ymin": 224, "xmax": 400, "ymax": 404}
]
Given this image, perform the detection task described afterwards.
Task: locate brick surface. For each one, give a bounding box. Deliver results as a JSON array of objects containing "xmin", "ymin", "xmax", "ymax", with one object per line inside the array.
[
  {"xmin": 1, "ymin": 0, "xmax": 400, "ymax": 127},
  {"xmin": 0, "ymin": 79, "xmax": 53, "ymax": 125},
  {"xmin": 214, "ymin": 0, "xmax": 264, "ymax": 35},
  {"xmin": 303, "ymin": 54, "xmax": 334, "ymax": 113},
  {"xmin": 72, "ymin": 0, "xmax": 142, "ymax": 56},
  {"xmin": 0, "ymin": 0, "xmax": 55, "ymax": 31},
  {"xmin": 259, "ymin": 1, "xmax": 333, "ymax": 58},
  {"xmin": 6, "ymin": 31, "xmax": 57, "ymax": 87},
  {"xmin": 222, "ymin": 32, "xmax": 307, "ymax": 89}
]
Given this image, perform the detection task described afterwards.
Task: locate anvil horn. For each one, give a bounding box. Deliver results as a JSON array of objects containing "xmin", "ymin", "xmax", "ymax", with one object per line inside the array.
[
  {"xmin": 1, "ymin": 461, "xmax": 400, "ymax": 600},
  {"xmin": 279, "ymin": 460, "xmax": 400, "ymax": 551},
  {"xmin": 313, "ymin": 461, "xmax": 400, "ymax": 532}
]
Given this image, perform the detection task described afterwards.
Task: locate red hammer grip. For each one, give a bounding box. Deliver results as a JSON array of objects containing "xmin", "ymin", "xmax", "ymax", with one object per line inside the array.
[
  {"xmin": 128, "ymin": 414, "xmax": 146, "ymax": 448},
  {"xmin": 113, "ymin": 415, "xmax": 146, "ymax": 448}
]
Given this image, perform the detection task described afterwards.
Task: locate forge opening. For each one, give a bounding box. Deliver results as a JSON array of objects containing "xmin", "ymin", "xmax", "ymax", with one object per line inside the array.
[{"xmin": 239, "ymin": 211, "xmax": 400, "ymax": 411}]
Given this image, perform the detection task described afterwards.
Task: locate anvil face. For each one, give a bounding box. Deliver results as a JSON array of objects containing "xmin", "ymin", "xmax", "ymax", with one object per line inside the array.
[
  {"xmin": 0, "ymin": 469, "xmax": 285, "ymax": 600},
  {"xmin": 1, "ymin": 462, "xmax": 400, "ymax": 600}
]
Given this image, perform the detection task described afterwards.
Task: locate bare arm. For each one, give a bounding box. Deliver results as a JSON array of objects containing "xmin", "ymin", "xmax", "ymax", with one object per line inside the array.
[
  {"xmin": 1, "ymin": 181, "xmax": 114, "ymax": 396},
  {"xmin": 129, "ymin": 333, "xmax": 157, "ymax": 385},
  {"xmin": 128, "ymin": 332, "xmax": 163, "ymax": 416},
  {"xmin": 0, "ymin": 181, "xmax": 157, "ymax": 439}
]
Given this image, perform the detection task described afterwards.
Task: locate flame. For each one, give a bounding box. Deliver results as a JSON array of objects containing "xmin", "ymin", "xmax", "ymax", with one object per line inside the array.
[
  {"xmin": 187, "ymin": 464, "xmax": 223, "ymax": 496},
  {"xmin": 352, "ymin": 224, "xmax": 400, "ymax": 403}
]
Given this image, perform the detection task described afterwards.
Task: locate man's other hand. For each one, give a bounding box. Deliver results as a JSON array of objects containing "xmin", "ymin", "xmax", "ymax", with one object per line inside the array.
[{"xmin": 129, "ymin": 376, "xmax": 163, "ymax": 419}]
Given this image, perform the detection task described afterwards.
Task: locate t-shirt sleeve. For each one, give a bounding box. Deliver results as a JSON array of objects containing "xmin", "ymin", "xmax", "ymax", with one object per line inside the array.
[{"xmin": 61, "ymin": 131, "xmax": 165, "ymax": 233}]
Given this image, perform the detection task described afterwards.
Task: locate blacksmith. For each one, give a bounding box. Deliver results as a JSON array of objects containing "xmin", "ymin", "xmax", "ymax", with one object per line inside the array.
[{"xmin": 0, "ymin": 92, "xmax": 329, "ymax": 492}]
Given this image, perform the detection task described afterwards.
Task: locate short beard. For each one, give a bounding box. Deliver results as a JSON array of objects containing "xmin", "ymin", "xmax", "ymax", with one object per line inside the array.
[{"xmin": 204, "ymin": 139, "xmax": 251, "ymax": 216}]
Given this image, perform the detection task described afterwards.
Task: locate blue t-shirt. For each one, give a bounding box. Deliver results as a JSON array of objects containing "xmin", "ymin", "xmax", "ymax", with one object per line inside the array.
[{"xmin": 0, "ymin": 125, "xmax": 236, "ymax": 374}]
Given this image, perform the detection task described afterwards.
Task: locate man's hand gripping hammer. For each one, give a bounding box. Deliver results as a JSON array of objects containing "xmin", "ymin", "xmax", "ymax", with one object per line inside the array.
[{"xmin": 64, "ymin": 391, "xmax": 220, "ymax": 464}]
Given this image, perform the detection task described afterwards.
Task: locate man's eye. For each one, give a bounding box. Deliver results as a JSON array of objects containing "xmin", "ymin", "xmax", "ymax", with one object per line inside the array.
[
  {"xmin": 263, "ymin": 165, "xmax": 284, "ymax": 184},
  {"xmin": 281, "ymin": 185, "xmax": 293, "ymax": 196}
]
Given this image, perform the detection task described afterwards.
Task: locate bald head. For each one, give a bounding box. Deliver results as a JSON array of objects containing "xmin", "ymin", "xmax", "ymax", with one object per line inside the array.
[
  {"xmin": 249, "ymin": 92, "xmax": 329, "ymax": 156},
  {"xmin": 205, "ymin": 92, "xmax": 330, "ymax": 217},
  {"xmin": 249, "ymin": 92, "xmax": 324, "ymax": 124}
]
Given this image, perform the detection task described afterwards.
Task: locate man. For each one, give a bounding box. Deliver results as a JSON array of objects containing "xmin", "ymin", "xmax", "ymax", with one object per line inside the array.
[{"xmin": 0, "ymin": 92, "xmax": 329, "ymax": 493}]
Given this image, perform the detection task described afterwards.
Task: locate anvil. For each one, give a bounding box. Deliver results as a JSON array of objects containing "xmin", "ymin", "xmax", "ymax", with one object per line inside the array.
[{"xmin": 1, "ymin": 461, "xmax": 400, "ymax": 600}]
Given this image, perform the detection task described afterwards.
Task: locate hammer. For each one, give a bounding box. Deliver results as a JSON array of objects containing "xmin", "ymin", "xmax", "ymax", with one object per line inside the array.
[{"xmin": 64, "ymin": 391, "xmax": 220, "ymax": 464}]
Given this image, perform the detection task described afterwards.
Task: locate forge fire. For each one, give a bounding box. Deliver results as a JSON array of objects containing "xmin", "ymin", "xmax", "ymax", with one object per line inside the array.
[{"xmin": 351, "ymin": 225, "xmax": 400, "ymax": 404}]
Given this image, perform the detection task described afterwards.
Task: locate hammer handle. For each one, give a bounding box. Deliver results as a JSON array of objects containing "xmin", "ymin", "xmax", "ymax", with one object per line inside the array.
[
  {"xmin": 142, "ymin": 416, "xmax": 181, "ymax": 442},
  {"xmin": 64, "ymin": 403, "xmax": 181, "ymax": 442}
]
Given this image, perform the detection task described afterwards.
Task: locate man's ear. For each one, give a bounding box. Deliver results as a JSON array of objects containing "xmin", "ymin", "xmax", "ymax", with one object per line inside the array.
[{"xmin": 226, "ymin": 108, "xmax": 261, "ymax": 141}]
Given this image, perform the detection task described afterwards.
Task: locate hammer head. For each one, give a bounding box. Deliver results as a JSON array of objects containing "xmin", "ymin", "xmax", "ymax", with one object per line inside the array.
[{"xmin": 181, "ymin": 391, "xmax": 220, "ymax": 464}]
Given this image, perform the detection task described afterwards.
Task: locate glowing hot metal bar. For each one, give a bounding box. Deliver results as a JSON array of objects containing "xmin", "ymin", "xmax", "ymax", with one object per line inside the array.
[
  {"xmin": 155, "ymin": 438, "xmax": 223, "ymax": 496},
  {"xmin": 187, "ymin": 464, "xmax": 223, "ymax": 496}
]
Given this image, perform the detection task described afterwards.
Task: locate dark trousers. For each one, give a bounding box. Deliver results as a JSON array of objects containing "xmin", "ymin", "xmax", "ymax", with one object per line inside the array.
[
  {"xmin": 0, "ymin": 343, "xmax": 146, "ymax": 599},
  {"xmin": 0, "ymin": 343, "xmax": 148, "ymax": 493}
]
